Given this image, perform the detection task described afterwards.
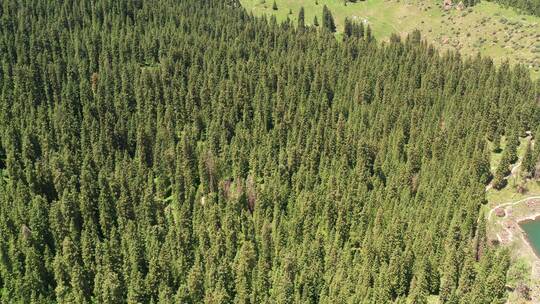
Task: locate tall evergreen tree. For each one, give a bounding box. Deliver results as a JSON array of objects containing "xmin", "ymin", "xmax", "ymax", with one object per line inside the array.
[
  {"xmin": 322, "ymin": 5, "xmax": 336, "ymax": 32},
  {"xmin": 298, "ymin": 7, "xmax": 305, "ymax": 30}
]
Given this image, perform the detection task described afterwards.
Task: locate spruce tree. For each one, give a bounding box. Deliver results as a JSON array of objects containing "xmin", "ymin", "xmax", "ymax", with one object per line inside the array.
[
  {"xmin": 298, "ymin": 7, "xmax": 305, "ymax": 30},
  {"xmin": 522, "ymin": 141, "xmax": 534, "ymax": 177},
  {"xmin": 492, "ymin": 131, "xmax": 501, "ymax": 153},
  {"xmin": 322, "ymin": 5, "xmax": 336, "ymax": 32}
]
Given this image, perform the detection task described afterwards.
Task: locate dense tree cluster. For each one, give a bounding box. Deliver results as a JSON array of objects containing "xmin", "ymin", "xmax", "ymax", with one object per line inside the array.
[
  {"xmin": 0, "ymin": 0, "xmax": 539, "ymax": 303},
  {"xmin": 492, "ymin": 132, "xmax": 519, "ymax": 189},
  {"xmin": 463, "ymin": 0, "xmax": 481, "ymax": 7},
  {"xmin": 489, "ymin": 0, "xmax": 540, "ymax": 17},
  {"xmin": 522, "ymin": 126, "xmax": 540, "ymax": 178},
  {"xmin": 445, "ymin": 0, "xmax": 538, "ymax": 16}
]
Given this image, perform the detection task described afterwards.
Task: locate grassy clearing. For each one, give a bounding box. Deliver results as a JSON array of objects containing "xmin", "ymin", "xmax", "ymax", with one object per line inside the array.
[
  {"xmin": 427, "ymin": 295, "xmax": 440, "ymax": 304},
  {"xmin": 240, "ymin": 0, "xmax": 540, "ymax": 79},
  {"xmin": 487, "ymin": 179, "xmax": 540, "ymax": 206},
  {"xmin": 487, "ymin": 136, "xmax": 508, "ymax": 172},
  {"xmin": 486, "ymin": 136, "xmax": 539, "ymax": 206},
  {"xmin": 0, "ymin": 169, "xmax": 7, "ymax": 183},
  {"xmin": 484, "ymin": 135, "xmax": 540, "ymax": 301}
]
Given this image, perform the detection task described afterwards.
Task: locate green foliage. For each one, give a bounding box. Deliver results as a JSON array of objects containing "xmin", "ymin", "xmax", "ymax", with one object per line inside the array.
[
  {"xmin": 490, "ymin": 0, "xmax": 540, "ymax": 17},
  {"xmin": 343, "ymin": 17, "xmax": 365, "ymax": 40},
  {"xmin": 464, "ymin": 0, "xmax": 481, "ymax": 7},
  {"xmin": 506, "ymin": 259, "xmax": 530, "ymax": 287},
  {"xmin": 240, "ymin": 0, "xmax": 540, "ymax": 80},
  {"xmin": 493, "ymin": 133, "xmax": 521, "ymax": 189},
  {"xmin": 522, "ymin": 141, "xmax": 534, "ymax": 177},
  {"xmin": 492, "ymin": 132, "xmax": 502, "ymax": 153},
  {"xmin": 0, "ymin": 138, "xmax": 5, "ymax": 170},
  {"xmin": 322, "ymin": 5, "xmax": 336, "ymax": 32},
  {"xmin": 298, "ymin": 7, "xmax": 305, "ymax": 30},
  {"xmin": 0, "ymin": 0, "xmax": 537, "ymax": 303}
]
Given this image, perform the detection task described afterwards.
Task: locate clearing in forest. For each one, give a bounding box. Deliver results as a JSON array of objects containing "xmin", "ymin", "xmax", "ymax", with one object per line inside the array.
[{"xmin": 485, "ymin": 134, "xmax": 540, "ymax": 302}]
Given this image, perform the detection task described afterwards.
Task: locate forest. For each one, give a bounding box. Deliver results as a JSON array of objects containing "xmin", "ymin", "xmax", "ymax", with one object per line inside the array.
[{"xmin": 0, "ymin": 0, "xmax": 539, "ymax": 303}]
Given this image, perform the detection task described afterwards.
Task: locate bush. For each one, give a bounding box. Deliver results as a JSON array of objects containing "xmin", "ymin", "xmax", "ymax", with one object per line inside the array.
[{"xmin": 493, "ymin": 175, "xmax": 508, "ymax": 190}]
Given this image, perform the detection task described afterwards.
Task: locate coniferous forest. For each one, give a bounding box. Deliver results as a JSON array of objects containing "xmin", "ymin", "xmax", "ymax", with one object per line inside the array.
[{"xmin": 0, "ymin": 0, "xmax": 539, "ymax": 303}]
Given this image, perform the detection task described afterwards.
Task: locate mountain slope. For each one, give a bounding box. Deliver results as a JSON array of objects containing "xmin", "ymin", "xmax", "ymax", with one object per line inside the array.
[{"xmin": 241, "ymin": 0, "xmax": 540, "ymax": 78}]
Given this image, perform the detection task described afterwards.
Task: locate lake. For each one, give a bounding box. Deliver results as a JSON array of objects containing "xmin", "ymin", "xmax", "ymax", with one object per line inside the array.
[{"xmin": 520, "ymin": 218, "xmax": 540, "ymax": 257}]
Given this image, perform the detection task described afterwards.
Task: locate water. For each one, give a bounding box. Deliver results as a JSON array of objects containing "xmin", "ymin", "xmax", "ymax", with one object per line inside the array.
[{"xmin": 520, "ymin": 218, "xmax": 540, "ymax": 256}]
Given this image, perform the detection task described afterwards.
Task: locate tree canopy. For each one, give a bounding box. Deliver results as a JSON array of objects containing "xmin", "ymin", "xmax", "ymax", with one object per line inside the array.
[{"xmin": 0, "ymin": 0, "xmax": 538, "ymax": 303}]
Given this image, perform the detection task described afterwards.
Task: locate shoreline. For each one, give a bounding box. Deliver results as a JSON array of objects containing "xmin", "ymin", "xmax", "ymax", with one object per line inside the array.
[
  {"xmin": 517, "ymin": 213, "xmax": 540, "ymax": 225},
  {"xmin": 489, "ymin": 196, "xmax": 540, "ymax": 263},
  {"xmin": 516, "ymin": 212, "xmax": 540, "ymax": 260},
  {"xmin": 489, "ymin": 195, "xmax": 540, "ymax": 302}
]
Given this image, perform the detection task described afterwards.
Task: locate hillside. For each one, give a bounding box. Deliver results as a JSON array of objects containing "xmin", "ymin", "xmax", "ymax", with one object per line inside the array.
[
  {"xmin": 483, "ymin": 133, "xmax": 540, "ymax": 302},
  {"xmin": 241, "ymin": 0, "xmax": 540, "ymax": 78},
  {"xmin": 0, "ymin": 0, "xmax": 539, "ymax": 303}
]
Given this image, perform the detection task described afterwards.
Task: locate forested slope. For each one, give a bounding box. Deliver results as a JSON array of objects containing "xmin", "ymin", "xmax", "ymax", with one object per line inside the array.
[
  {"xmin": 0, "ymin": 0, "xmax": 539, "ymax": 303},
  {"xmin": 241, "ymin": 0, "xmax": 540, "ymax": 79}
]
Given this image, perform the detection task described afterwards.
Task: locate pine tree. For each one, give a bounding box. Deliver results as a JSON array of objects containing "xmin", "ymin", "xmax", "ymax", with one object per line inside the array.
[
  {"xmin": 457, "ymin": 254, "xmax": 476, "ymax": 295},
  {"xmin": 484, "ymin": 250, "xmax": 510, "ymax": 303},
  {"xmin": 408, "ymin": 257, "xmax": 430, "ymax": 304},
  {"xmin": 439, "ymin": 248, "xmax": 458, "ymax": 303},
  {"xmin": 233, "ymin": 240, "xmax": 256, "ymax": 304},
  {"xmin": 365, "ymin": 25, "xmax": 373, "ymax": 42},
  {"xmin": 322, "ymin": 5, "xmax": 336, "ymax": 32},
  {"xmin": 507, "ymin": 132, "xmax": 520, "ymax": 163},
  {"xmin": 492, "ymin": 131, "xmax": 501, "ymax": 153},
  {"xmin": 97, "ymin": 267, "xmax": 123, "ymax": 303},
  {"xmin": 493, "ymin": 142, "xmax": 516, "ymax": 189},
  {"xmin": 522, "ymin": 141, "xmax": 534, "ymax": 177},
  {"xmin": 475, "ymin": 214, "xmax": 488, "ymax": 261},
  {"xmin": 0, "ymin": 136, "xmax": 5, "ymax": 169},
  {"xmin": 298, "ymin": 7, "xmax": 305, "ymax": 30}
]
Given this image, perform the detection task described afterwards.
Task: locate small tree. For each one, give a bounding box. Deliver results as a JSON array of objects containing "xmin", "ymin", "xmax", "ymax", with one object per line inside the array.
[
  {"xmin": 522, "ymin": 141, "xmax": 534, "ymax": 177},
  {"xmin": 322, "ymin": 5, "xmax": 336, "ymax": 32},
  {"xmin": 272, "ymin": 1, "xmax": 278, "ymax": 10},
  {"xmin": 365, "ymin": 25, "xmax": 373, "ymax": 42},
  {"xmin": 0, "ymin": 138, "xmax": 5, "ymax": 169},
  {"xmin": 298, "ymin": 7, "xmax": 305, "ymax": 29},
  {"xmin": 313, "ymin": 15, "xmax": 319, "ymax": 27},
  {"xmin": 493, "ymin": 152, "xmax": 511, "ymax": 189},
  {"xmin": 492, "ymin": 131, "xmax": 501, "ymax": 153}
]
